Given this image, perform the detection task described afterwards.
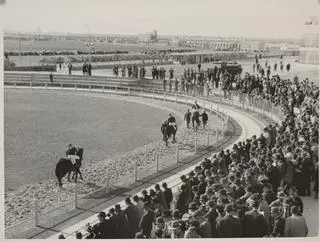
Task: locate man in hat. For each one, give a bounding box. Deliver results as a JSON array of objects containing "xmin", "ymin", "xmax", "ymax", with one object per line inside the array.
[
  {"xmin": 139, "ymin": 202, "xmax": 155, "ymax": 238},
  {"xmin": 162, "ymin": 182, "xmax": 173, "ymax": 209},
  {"xmin": 108, "ymin": 208, "xmax": 121, "ymax": 238},
  {"xmin": 175, "ymin": 184, "xmax": 189, "ymax": 216},
  {"xmin": 270, "ymin": 206, "xmax": 285, "ymax": 237},
  {"xmin": 124, "ymin": 198, "xmax": 140, "ymax": 237},
  {"xmin": 216, "ymin": 203, "xmax": 241, "ymax": 237},
  {"xmin": 88, "ymin": 211, "xmax": 110, "ymax": 239}
]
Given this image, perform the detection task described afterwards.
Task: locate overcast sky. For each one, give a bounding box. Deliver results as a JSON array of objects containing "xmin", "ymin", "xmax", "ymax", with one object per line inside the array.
[{"xmin": 0, "ymin": 0, "xmax": 319, "ymax": 38}]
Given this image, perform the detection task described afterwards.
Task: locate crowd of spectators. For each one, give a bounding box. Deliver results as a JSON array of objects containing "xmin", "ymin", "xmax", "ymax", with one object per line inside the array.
[{"xmin": 58, "ymin": 59, "xmax": 318, "ymax": 239}]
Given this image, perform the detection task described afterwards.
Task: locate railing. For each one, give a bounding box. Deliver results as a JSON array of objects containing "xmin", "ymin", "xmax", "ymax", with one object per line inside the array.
[
  {"xmin": 4, "ymin": 80, "xmax": 286, "ymax": 235},
  {"xmin": 5, "ymin": 80, "xmax": 231, "ymax": 231}
]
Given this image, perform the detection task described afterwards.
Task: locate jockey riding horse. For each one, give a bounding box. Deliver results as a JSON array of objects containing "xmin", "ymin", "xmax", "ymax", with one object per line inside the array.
[
  {"xmin": 66, "ymin": 144, "xmax": 79, "ymax": 165},
  {"xmin": 168, "ymin": 113, "xmax": 177, "ymax": 132}
]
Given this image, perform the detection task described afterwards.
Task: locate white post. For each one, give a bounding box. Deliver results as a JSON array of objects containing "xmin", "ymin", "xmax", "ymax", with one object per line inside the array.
[
  {"xmin": 221, "ymin": 120, "xmax": 224, "ymax": 137},
  {"xmin": 140, "ymin": 88, "xmax": 143, "ymax": 98},
  {"xmin": 34, "ymin": 198, "xmax": 39, "ymax": 226},
  {"xmin": 74, "ymin": 183, "xmax": 78, "ymax": 209},
  {"xmin": 106, "ymin": 171, "xmax": 112, "ymax": 193},
  {"xmin": 156, "ymin": 153, "xmax": 159, "ymax": 172},
  {"xmin": 134, "ymin": 161, "xmax": 138, "ymax": 182},
  {"xmin": 152, "ymin": 90, "xmax": 155, "ymax": 99},
  {"xmin": 128, "ymin": 87, "xmax": 130, "ymax": 94},
  {"xmin": 216, "ymin": 127, "xmax": 219, "ymax": 142},
  {"xmin": 194, "ymin": 137, "xmax": 197, "ymax": 155},
  {"xmin": 89, "ymin": 84, "xmax": 91, "ymax": 90},
  {"xmin": 207, "ymin": 132, "xmax": 210, "ymax": 146},
  {"xmin": 176, "ymin": 145, "xmax": 179, "ymax": 163}
]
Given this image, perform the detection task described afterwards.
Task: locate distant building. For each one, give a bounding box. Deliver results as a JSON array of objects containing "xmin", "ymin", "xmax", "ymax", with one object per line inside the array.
[{"xmin": 299, "ymin": 16, "xmax": 319, "ymax": 64}]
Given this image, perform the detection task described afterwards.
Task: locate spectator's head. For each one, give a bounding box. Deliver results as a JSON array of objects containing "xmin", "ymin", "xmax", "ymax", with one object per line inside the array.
[
  {"xmin": 115, "ymin": 204, "xmax": 121, "ymax": 212},
  {"xmin": 58, "ymin": 234, "xmax": 65, "ymax": 239},
  {"xmin": 225, "ymin": 203, "xmax": 234, "ymax": 214},
  {"xmin": 155, "ymin": 184, "xmax": 160, "ymax": 191},
  {"xmin": 172, "ymin": 210, "xmax": 181, "ymax": 220},
  {"xmin": 188, "ymin": 202, "xmax": 197, "ymax": 212},
  {"xmin": 154, "ymin": 228, "xmax": 163, "ymax": 238},
  {"xmin": 250, "ymin": 199, "xmax": 260, "ymax": 209},
  {"xmin": 162, "ymin": 182, "xmax": 168, "ymax": 189},
  {"xmin": 290, "ymin": 205, "xmax": 299, "ymax": 215},
  {"xmin": 75, "ymin": 231, "xmax": 82, "ymax": 239},
  {"xmin": 97, "ymin": 211, "xmax": 106, "ymax": 222},
  {"xmin": 181, "ymin": 184, "xmax": 187, "ymax": 191},
  {"xmin": 125, "ymin": 197, "xmax": 132, "ymax": 205},
  {"xmin": 142, "ymin": 190, "xmax": 148, "ymax": 196},
  {"xmin": 277, "ymin": 191, "xmax": 286, "ymax": 201},
  {"xmin": 156, "ymin": 217, "xmax": 165, "ymax": 230},
  {"xmin": 143, "ymin": 202, "xmax": 151, "ymax": 211},
  {"xmin": 133, "ymin": 195, "xmax": 139, "ymax": 203}
]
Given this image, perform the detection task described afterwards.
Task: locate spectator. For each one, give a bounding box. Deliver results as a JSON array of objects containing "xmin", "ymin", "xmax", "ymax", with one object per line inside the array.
[
  {"xmin": 139, "ymin": 202, "xmax": 155, "ymax": 238},
  {"xmin": 216, "ymin": 203, "xmax": 241, "ymax": 237},
  {"xmin": 242, "ymin": 200, "xmax": 268, "ymax": 237},
  {"xmin": 155, "ymin": 184, "xmax": 168, "ymax": 212},
  {"xmin": 175, "ymin": 184, "xmax": 189, "ymax": 216},
  {"xmin": 284, "ymin": 206, "xmax": 308, "ymax": 237},
  {"xmin": 270, "ymin": 206, "xmax": 285, "ymax": 237},
  {"xmin": 75, "ymin": 231, "xmax": 82, "ymax": 239},
  {"xmin": 124, "ymin": 197, "xmax": 140, "ymax": 236},
  {"xmin": 162, "ymin": 182, "xmax": 173, "ymax": 210}
]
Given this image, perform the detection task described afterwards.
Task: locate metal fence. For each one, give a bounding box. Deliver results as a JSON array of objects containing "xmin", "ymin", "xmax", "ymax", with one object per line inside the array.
[{"xmin": 4, "ymin": 80, "xmax": 230, "ymax": 231}]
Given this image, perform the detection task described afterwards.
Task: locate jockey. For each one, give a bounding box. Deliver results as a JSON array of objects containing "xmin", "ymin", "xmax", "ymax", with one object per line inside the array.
[
  {"xmin": 192, "ymin": 101, "xmax": 201, "ymax": 111},
  {"xmin": 66, "ymin": 144, "xmax": 79, "ymax": 165},
  {"xmin": 192, "ymin": 101, "xmax": 201, "ymax": 116},
  {"xmin": 168, "ymin": 114, "xmax": 177, "ymax": 131}
]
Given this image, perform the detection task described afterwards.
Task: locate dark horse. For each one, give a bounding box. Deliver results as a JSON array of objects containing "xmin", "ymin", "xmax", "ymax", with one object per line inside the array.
[
  {"xmin": 192, "ymin": 110, "xmax": 201, "ymax": 131},
  {"xmin": 161, "ymin": 121, "xmax": 177, "ymax": 146},
  {"xmin": 55, "ymin": 148, "xmax": 84, "ymax": 187}
]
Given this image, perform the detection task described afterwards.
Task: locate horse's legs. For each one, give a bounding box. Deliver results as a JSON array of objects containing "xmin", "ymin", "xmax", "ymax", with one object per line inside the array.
[
  {"xmin": 58, "ymin": 177, "xmax": 62, "ymax": 188},
  {"xmin": 67, "ymin": 171, "xmax": 71, "ymax": 182},
  {"xmin": 78, "ymin": 169, "xmax": 84, "ymax": 180}
]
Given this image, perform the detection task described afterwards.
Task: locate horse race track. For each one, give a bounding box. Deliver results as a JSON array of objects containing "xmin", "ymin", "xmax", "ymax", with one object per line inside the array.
[{"xmin": 4, "ymin": 89, "xmax": 170, "ymax": 191}]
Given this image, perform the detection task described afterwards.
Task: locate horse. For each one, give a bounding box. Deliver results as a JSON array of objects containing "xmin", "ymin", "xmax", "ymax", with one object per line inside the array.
[
  {"xmin": 192, "ymin": 111, "xmax": 201, "ymax": 131},
  {"xmin": 55, "ymin": 148, "xmax": 84, "ymax": 188},
  {"xmin": 161, "ymin": 121, "xmax": 177, "ymax": 146}
]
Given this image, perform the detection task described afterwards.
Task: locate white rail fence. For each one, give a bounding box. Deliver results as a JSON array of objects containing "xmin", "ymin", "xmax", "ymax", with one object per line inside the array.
[{"xmin": 4, "ymin": 80, "xmax": 284, "ymax": 231}]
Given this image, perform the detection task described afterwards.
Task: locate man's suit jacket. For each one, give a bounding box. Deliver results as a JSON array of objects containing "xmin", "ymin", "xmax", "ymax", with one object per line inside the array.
[{"xmin": 216, "ymin": 214, "xmax": 242, "ymax": 238}]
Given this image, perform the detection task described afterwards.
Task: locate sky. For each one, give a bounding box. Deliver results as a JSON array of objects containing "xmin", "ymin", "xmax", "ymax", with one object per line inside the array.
[{"xmin": 0, "ymin": 0, "xmax": 319, "ymax": 38}]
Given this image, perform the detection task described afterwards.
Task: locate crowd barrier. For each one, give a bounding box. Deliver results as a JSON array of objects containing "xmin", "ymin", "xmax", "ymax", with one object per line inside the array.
[
  {"xmin": 4, "ymin": 80, "xmax": 231, "ymax": 230},
  {"xmin": 4, "ymin": 80, "xmax": 286, "ymax": 233}
]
